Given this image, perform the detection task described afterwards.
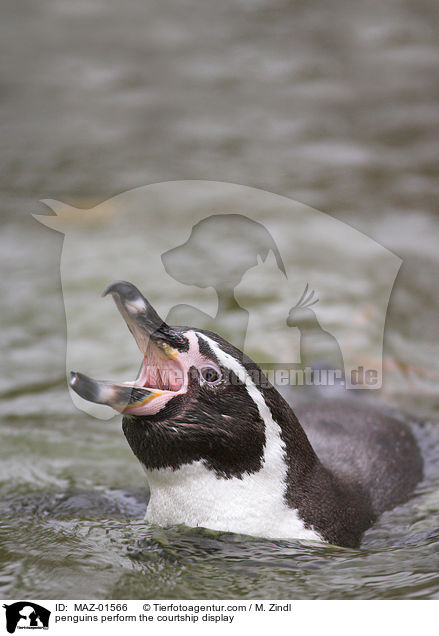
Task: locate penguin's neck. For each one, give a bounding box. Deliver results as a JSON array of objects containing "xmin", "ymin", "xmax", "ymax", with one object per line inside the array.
[
  {"xmin": 139, "ymin": 348, "xmax": 373, "ymax": 546},
  {"xmin": 143, "ymin": 420, "xmax": 323, "ymax": 542},
  {"xmin": 262, "ymin": 386, "xmax": 374, "ymax": 547},
  {"xmin": 142, "ymin": 386, "xmax": 328, "ymax": 543}
]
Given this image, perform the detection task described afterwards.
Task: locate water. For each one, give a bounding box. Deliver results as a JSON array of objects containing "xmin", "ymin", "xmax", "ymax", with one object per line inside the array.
[{"xmin": 1, "ymin": 0, "xmax": 439, "ymax": 599}]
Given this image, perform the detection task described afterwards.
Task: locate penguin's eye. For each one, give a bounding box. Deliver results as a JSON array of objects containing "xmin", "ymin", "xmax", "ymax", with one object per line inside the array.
[{"xmin": 200, "ymin": 366, "xmax": 222, "ymax": 385}]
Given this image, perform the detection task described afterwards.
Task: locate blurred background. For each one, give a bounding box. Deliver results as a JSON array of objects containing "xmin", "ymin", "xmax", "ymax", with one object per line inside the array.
[{"xmin": 1, "ymin": 0, "xmax": 439, "ymax": 600}]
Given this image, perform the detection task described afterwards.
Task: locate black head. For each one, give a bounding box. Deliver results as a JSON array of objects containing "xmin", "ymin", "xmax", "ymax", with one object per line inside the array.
[{"xmin": 69, "ymin": 281, "xmax": 283, "ymax": 478}]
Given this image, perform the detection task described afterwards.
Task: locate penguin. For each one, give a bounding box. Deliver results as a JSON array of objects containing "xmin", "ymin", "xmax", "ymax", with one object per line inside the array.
[{"xmin": 70, "ymin": 281, "xmax": 423, "ymax": 548}]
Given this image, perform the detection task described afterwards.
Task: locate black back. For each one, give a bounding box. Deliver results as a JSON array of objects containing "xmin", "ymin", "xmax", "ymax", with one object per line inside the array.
[{"xmin": 294, "ymin": 399, "xmax": 423, "ymax": 517}]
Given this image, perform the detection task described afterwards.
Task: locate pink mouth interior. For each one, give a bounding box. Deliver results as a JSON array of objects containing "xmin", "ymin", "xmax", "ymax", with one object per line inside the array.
[{"xmin": 135, "ymin": 343, "xmax": 184, "ymax": 392}]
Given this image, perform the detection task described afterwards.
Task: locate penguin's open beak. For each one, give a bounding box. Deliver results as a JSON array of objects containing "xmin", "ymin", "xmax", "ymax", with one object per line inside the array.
[
  {"xmin": 69, "ymin": 281, "xmax": 188, "ymax": 414},
  {"xmin": 101, "ymin": 281, "xmax": 187, "ymax": 358}
]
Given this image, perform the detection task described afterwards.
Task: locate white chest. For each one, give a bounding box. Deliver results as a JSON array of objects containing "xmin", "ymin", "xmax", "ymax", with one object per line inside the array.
[{"xmin": 144, "ymin": 460, "xmax": 322, "ymax": 542}]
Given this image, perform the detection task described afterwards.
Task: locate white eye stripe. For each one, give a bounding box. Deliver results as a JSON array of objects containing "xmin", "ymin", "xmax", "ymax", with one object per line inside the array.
[{"xmin": 196, "ymin": 333, "xmax": 279, "ymax": 458}]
